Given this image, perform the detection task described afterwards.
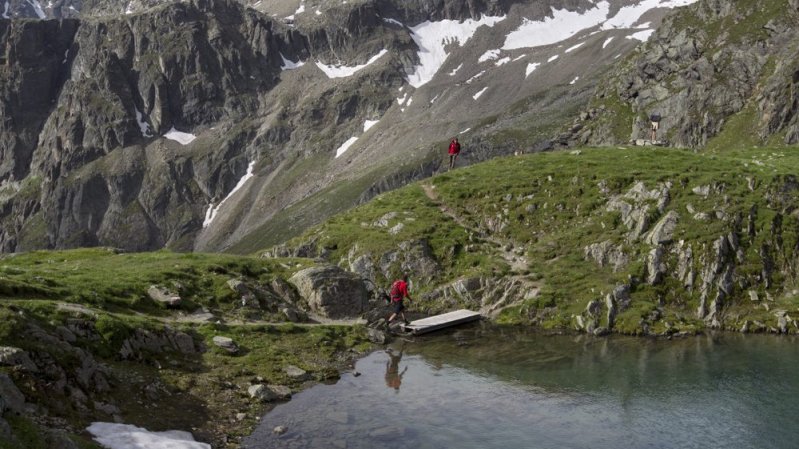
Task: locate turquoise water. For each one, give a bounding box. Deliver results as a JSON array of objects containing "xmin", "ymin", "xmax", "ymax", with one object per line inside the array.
[{"xmin": 245, "ymin": 325, "xmax": 799, "ymax": 449}]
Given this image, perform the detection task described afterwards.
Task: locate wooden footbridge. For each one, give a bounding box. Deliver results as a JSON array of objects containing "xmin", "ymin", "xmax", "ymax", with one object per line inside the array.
[{"xmin": 401, "ymin": 309, "xmax": 482, "ymax": 335}]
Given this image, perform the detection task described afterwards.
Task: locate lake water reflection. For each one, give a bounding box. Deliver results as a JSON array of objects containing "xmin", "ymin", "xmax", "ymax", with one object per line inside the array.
[{"xmin": 245, "ymin": 325, "xmax": 799, "ymax": 449}]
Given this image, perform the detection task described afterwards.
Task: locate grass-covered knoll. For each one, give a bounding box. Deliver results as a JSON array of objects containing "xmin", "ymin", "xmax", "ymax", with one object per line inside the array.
[
  {"xmin": 0, "ymin": 248, "xmax": 371, "ymax": 447},
  {"xmin": 280, "ymin": 146, "xmax": 799, "ymax": 333},
  {"xmin": 0, "ymin": 248, "xmax": 311, "ymax": 318}
]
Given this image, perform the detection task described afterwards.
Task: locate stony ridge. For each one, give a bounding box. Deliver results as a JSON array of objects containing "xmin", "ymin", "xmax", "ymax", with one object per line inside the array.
[{"xmin": 569, "ymin": 0, "xmax": 799, "ymax": 148}]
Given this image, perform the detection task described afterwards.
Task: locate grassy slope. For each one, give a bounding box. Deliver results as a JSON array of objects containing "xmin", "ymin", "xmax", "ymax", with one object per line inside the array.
[
  {"xmin": 0, "ymin": 250, "xmax": 369, "ymax": 448},
  {"xmin": 281, "ymin": 146, "xmax": 799, "ymax": 332}
]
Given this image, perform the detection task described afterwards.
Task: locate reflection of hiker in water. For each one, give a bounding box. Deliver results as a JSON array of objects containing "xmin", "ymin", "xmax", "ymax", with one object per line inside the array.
[{"xmin": 384, "ymin": 348, "xmax": 407, "ymax": 391}]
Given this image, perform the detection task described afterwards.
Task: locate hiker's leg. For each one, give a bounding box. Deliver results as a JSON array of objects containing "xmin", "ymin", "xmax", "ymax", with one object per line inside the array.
[{"xmin": 387, "ymin": 312, "xmax": 397, "ymax": 323}]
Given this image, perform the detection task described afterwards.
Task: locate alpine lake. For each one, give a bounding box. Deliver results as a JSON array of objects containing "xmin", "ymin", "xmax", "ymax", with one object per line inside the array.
[{"xmin": 244, "ymin": 323, "xmax": 799, "ymax": 449}]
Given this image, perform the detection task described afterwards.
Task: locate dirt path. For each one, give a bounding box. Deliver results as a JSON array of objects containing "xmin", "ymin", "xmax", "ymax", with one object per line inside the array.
[
  {"xmin": 53, "ymin": 301, "xmax": 365, "ymax": 327},
  {"xmin": 421, "ymin": 182, "xmax": 530, "ymax": 275},
  {"xmin": 420, "ymin": 182, "xmax": 542, "ymax": 316}
]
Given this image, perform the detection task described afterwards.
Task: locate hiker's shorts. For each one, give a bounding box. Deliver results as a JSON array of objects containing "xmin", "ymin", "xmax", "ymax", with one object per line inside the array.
[{"xmin": 391, "ymin": 299, "xmax": 405, "ymax": 313}]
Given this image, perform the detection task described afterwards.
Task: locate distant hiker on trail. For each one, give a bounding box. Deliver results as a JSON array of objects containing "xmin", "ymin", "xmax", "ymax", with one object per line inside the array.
[
  {"xmin": 387, "ymin": 274, "xmax": 412, "ymax": 327},
  {"xmin": 448, "ymin": 137, "xmax": 461, "ymax": 170},
  {"xmin": 384, "ymin": 347, "xmax": 407, "ymax": 391},
  {"xmin": 650, "ymin": 113, "xmax": 661, "ymax": 141}
]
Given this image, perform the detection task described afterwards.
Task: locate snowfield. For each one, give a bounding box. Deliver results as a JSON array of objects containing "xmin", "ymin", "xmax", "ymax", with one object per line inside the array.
[{"xmin": 87, "ymin": 423, "xmax": 210, "ymax": 449}]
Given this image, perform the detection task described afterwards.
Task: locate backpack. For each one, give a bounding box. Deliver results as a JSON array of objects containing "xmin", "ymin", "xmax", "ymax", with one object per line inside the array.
[
  {"xmin": 650, "ymin": 114, "xmax": 661, "ymax": 122},
  {"xmin": 389, "ymin": 280, "xmax": 402, "ymax": 301}
]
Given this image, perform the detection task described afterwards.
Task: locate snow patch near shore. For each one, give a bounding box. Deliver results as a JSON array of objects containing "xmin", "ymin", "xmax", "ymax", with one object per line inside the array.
[{"xmin": 87, "ymin": 423, "xmax": 210, "ymax": 449}]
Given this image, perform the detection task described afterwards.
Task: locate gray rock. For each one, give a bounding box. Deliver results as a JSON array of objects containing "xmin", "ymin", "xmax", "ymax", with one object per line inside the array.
[
  {"xmin": 93, "ymin": 401, "xmax": 120, "ymax": 415},
  {"xmin": 692, "ymin": 185, "xmax": 710, "ymax": 197},
  {"xmin": 0, "ymin": 416, "xmax": 11, "ymax": 439},
  {"xmin": 367, "ymin": 328, "xmax": 388, "ymax": 345},
  {"xmin": 348, "ymin": 249, "xmax": 376, "ymax": 282},
  {"xmin": 0, "ymin": 347, "xmax": 38, "ymax": 372},
  {"xmin": 281, "ymin": 306, "xmax": 305, "ymax": 323},
  {"xmin": 147, "ymin": 285, "xmax": 181, "ymax": 307},
  {"xmin": 44, "ymin": 430, "xmax": 80, "ymax": 449},
  {"xmin": 55, "ymin": 326, "xmax": 78, "ymax": 343},
  {"xmin": 584, "ymin": 241, "xmax": 628, "ymax": 271},
  {"xmin": 273, "ymin": 425, "xmax": 288, "ymax": 435},
  {"xmin": 283, "ymin": 365, "xmax": 308, "ymax": 380},
  {"xmin": 248, "ymin": 384, "xmax": 291, "ymax": 402},
  {"xmin": 647, "ymin": 246, "xmax": 666, "ymax": 285},
  {"xmin": 373, "ymin": 212, "xmax": 398, "ymax": 228},
  {"xmin": 646, "ymin": 210, "xmax": 679, "ymax": 245},
  {"xmin": 227, "ymin": 279, "xmax": 250, "ymax": 296},
  {"xmin": 289, "ymin": 265, "xmax": 368, "ymax": 319},
  {"xmin": 120, "ymin": 327, "xmax": 199, "ymax": 359},
  {"xmin": 0, "ymin": 374, "xmax": 26, "ymax": 414},
  {"xmin": 212, "ymin": 336, "xmax": 239, "ymax": 354},
  {"xmin": 236, "ymin": 413, "xmax": 247, "ymax": 421}
]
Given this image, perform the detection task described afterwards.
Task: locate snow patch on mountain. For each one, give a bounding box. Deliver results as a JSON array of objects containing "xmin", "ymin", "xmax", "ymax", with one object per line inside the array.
[
  {"xmin": 135, "ymin": 108, "xmax": 152, "ymax": 137},
  {"xmin": 473, "ymin": 87, "xmax": 488, "ymax": 100},
  {"xmin": 502, "ymin": 2, "xmax": 610, "ymax": 50},
  {"xmin": 602, "ymin": 0, "xmax": 697, "ymax": 29},
  {"xmin": 164, "ymin": 128, "xmax": 196, "ymax": 145},
  {"xmin": 448, "ymin": 64, "xmax": 463, "ymax": 76},
  {"xmin": 466, "ymin": 70, "xmax": 485, "ymax": 84},
  {"xmin": 478, "ymin": 49, "xmax": 501, "ymax": 63},
  {"xmin": 503, "ymin": 0, "xmax": 698, "ymax": 50},
  {"xmin": 363, "ymin": 120, "xmax": 379, "ymax": 132},
  {"xmin": 525, "ymin": 63, "xmax": 540, "ymax": 77},
  {"xmin": 407, "ymin": 15, "xmax": 506, "ymax": 88},
  {"xmin": 295, "ymin": 2, "xmax": 304, "ymax": 15},
  {"xmin": 203, "ymin": 161, "xmax": 256, "ymax": 228},
  {"xmin": 627, "ymin": 29, "xmax": 655, "ymax": 41},
  {"xmin": 87, "ymin": 423, "xmax": 210, "ymax": 449},
  {"xmin": 2, "ymin": 1, "xmax": 9, "ymax": 18},
  {"xmin": 565, "ymin": 42, "xmax": 585, "ymax": 53},
  {"xmin": 334, "ymin": 137, "xmax": 359, "ymax": 158},
  {"xmin": 603, "ymin": 37, "xmax": 615, "ymax": 48},
  {"xmin": 316, "ymin": 49, "xmax": 388, "ymax": 78},
  {"xmin": 383, "ymin": 18, "xmax": 403, "ymax": 27},
  {"xmin": 547, "ymin": 55, "xmax": 559, "ymax": 63},
  {"xmin": 25, "ymin": 0, "xmax": 46, "ymax": 18},
  {"xmin": 280, "ymin": 53, "xmax": 305, "ymax": 70}
]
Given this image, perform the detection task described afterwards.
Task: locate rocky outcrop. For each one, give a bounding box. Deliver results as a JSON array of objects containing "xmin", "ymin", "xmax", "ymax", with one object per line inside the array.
[
  {"xmin": 289, "ymin": 265, "xmax": 369, "ymax": 319},
  {"xmin": 571, "ymin": 0, "xmax": 799, "ymax": 148}
]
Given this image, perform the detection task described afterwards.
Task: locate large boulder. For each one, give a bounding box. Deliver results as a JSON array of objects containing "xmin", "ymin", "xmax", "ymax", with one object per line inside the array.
[
  {"xmin": 0, "ymin": 374, "xmax": 27, "ymax": 414},
  {"xmin": 289, "ymin": 265, "xmax": 368, "ymax": 319}
]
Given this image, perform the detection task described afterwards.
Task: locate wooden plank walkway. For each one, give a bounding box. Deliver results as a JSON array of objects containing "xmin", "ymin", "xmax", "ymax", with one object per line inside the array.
[{"xmin": 402, "ymin": 309, "xmax": 482, "ymax": 335}]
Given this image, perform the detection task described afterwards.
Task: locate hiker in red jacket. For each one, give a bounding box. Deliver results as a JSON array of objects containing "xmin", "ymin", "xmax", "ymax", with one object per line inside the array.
[
  {"xmin": 448, "ymin": 137, "xmax": 461, "ymax": 170},
  {"xmin": 387, "ymin": 274, "xmax": 412, "ymax": 327}
]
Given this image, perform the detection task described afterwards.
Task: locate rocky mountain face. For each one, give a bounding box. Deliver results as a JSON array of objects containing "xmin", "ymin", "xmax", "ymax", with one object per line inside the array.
[
  {"xmin": 571, "ymin": 0, "xmax": 799, "ymax": 148},
  {"xmin": 0, "ymin": 0, "xmax": 695, "ymax": 253}
]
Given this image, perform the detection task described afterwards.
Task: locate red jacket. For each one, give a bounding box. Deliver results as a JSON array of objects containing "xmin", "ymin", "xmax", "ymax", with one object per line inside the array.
[
  {"xmin": 390, "ymin": 280, "xmax": 410, "ymax": 301},
  {"xmin": 448, "ymin": 140, "xmax": 461, "ymax": 155}
]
